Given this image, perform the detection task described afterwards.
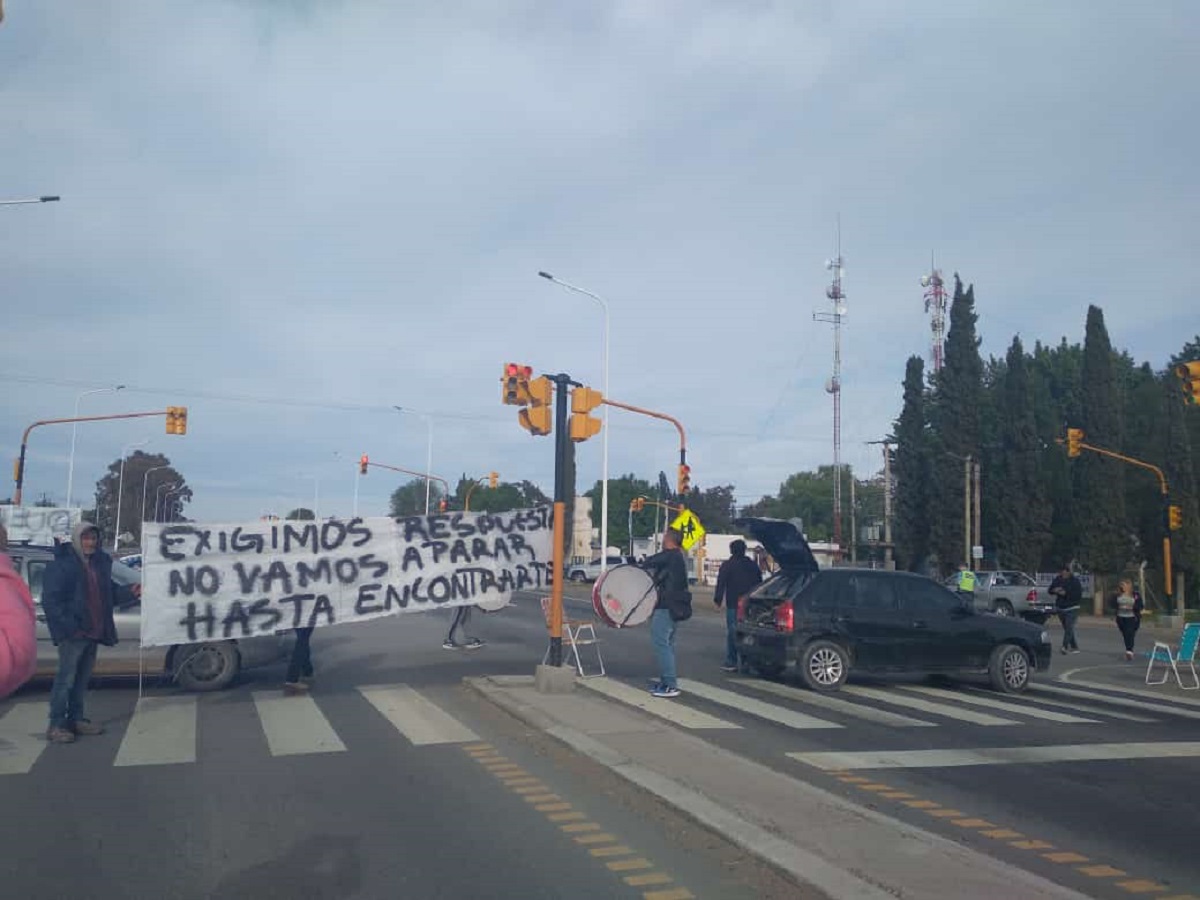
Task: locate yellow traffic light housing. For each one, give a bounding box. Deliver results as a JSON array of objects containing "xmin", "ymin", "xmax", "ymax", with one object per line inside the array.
[
  {"xmin": 502, "ymin": 363, "xmax": 533, "ymax": 406},
  {"xmin": 1066, "ymin": 427, "xmax": 1084, "ymax": 458},
  {"xmin": 166, "ymin": 406, "xmax": 188, "ymax": 435},
  {"xmin": 1175, "ymin": 361, "xmax": 1200, "ymax": 405},
  {"xmin": 569, "ymin": 386, "xmax": 603, "ymax": 443},
  {"xmin": 518, "ymin": 375, "xmax": 553, "ymax": 436},
  {"xmin": 360, "ymin": 454, "xmax": 369, "ymax": 475},
  {"xmin": 488, "ymin": 471, "xmax": 499, "ymax": 489},
  {"xmin": 677, "ymin": 464, "xmax": 691, "ymax": 495},
  {"xmin": 630, "ymin": 497, "xmax": 646, "ymax": 512},
  {"xmin": 1169, "ymin": 504, "xmax": 1184, "ymax": 530}
]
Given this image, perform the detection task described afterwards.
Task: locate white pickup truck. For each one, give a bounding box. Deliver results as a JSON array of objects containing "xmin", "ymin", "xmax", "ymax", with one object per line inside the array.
[
  {"xmin": 565, "ymin": 555, "xmax": 635, "ymax": 583},
  {"xmin": 945, "ymin": 569, "xmax": 1056, "ymax": 624}
]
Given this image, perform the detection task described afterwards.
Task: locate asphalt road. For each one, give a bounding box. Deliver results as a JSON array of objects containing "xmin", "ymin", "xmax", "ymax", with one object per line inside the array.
[{"xmin": 0, "ymin": 595, "xmax": 802, "ymax": 900}]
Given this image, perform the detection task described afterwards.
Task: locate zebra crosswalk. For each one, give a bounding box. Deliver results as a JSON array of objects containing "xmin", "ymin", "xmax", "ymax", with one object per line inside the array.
[{"xmin": 0, "ymin": 683, "xmax": 479, "ymax": 777}]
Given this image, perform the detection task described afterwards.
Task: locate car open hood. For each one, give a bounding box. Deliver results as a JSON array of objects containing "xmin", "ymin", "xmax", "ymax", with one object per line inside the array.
[{"xmin": 734, "ymin": 517, "xmax": 819, "ymax": 572}]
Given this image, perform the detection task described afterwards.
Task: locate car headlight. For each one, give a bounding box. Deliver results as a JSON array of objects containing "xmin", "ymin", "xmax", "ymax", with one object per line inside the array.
[{"xmin": 1040, "ymin": 630, "xmax": 1051, "ymax": 644}]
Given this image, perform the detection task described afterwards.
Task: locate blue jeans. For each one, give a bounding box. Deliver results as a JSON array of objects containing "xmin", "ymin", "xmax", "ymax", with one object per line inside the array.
[
  {"xmin": 49, "ymin": 638, "xmax": 98, "ymax": 728},
  {"xmin": 651, "ymin": 609, "xmax": 677, "ymax": 689},
  {"xmin": 1058, "ymin": 609, "xmax": 1079, "ymax": 650},
  {"xmin": 724, "ymin": 605, "xmax": 738, "ymax": 668}
]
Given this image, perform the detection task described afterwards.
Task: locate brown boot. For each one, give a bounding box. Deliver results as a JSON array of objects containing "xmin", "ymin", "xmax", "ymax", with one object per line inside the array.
[
  {"xmin": 72, "ymin": 720, "xmax": 105, "ymax": 736},
  {"xmin": 46, "ymin": 726, "xmax": 76, "ymax": 744}
]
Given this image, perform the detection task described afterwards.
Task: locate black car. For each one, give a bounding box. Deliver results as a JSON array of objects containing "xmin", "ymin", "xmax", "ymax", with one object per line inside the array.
[{"xmin": 733, "ymin": 518, "xmax": 1053, "ymax": 694}]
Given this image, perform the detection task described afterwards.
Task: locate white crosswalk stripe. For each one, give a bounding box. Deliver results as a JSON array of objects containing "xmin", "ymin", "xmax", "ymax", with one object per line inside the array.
[
  {"xmin": 0, "ymin": 703, "xmax": 49, "ymax": 775},
  {"xmin": 789, "ymin": 741, "xmax": 1200, "ymax": 771},
  {"xmin": 357, "ymin": 684, "xmax": 479, "ymax": 745},
  {"xmin": 254, "ymin": 691, "xmax": 347, "ymax": 757},
  {"xmin": 115, "ymin": 695, "xmax": 197, "ymax": 767},
  {"xmin": 1032, "ymin": 684, "xmax": 1200, "ymax": 722},
  {"xmin": 900, "ymin": 686, "xmax": 1098, "ymax": 724},
  {"xmin": 842, "ymin": 685, "xmax": 1018, "ymax": 726},
  {"xmin": 959, "ymin": 687, "xmax": 1158, "ymax": 723},
  {"xmin": 732, "ymin": 678, "xmax": 936, "ymax": 727},
  {"xmin": 580, "ymin": 678, "xmax": 741, "ymax": 729},
  {"xmin": 680, "ymin": 680, "xmax": 842, "ymax": 730}
]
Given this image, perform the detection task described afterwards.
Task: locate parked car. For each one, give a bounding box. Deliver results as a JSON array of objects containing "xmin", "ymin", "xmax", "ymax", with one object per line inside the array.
[
  {"xmin": 943, "ymin": 569, "xmax": 1055, "ymax": 623},
  {"xmin": 7, "ymin": 544, "xmax": 291, "ymax": 692},
  {"xmin": 733, "ymin": 518, "xmax": 1052, "ymax": 694},
  {"xmin": 566, "ymin": 555, "xmax": 635, "ymax": 583}
]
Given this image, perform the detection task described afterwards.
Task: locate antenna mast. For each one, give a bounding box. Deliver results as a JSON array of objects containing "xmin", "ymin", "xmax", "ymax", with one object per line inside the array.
[
  {"xmin": 921, "ymin": 254, "xmax": 948, "ymax": 373},
  {"xmin": 814, "ymin": 222, "xmax": 846, "ymax": 551}
]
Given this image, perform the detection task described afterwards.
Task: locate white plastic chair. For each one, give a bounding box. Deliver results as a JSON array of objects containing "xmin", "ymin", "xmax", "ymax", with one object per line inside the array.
[
  {"xmin": 1146, "ymin": 622, "xmax": 1200, "ymax": 690},
  {"xmin": 540, "ymin": 595, "xmax": 605, "ymax": 678}
]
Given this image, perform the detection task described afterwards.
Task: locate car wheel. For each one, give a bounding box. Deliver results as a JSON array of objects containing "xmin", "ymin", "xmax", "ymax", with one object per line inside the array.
[
  {"xmin": 570, "ymin": 572, "xmax": 587, "ymax": 583},
  {"xmin": 800, "ymin": 640, "xmax": 850, "ymax": 693},
  {"xmin": 173, "ymin": 641, "xmax": 240, "ymax": 692},
  {"xmin": 993, "ymin": 600, "xmax": 1015, "ymax": 617},
  {"xmin": 989, "ymin": 643, "xmax": 1030, "ymax": 694}
]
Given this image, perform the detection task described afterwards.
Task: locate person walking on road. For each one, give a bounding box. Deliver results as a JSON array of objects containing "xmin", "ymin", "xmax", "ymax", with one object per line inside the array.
[
  {"xmin": 0, "ymin": 524, "xmax": 37, "ymax": 700},
  {"xmin": 283, "ymin": 626, "xmax": 316, "ymax": 695},
  {"xmin": 713, "ymin": 539, "xmax": 761, "ymax": 673},
  {"xmin": 1113, "ymin": 578, "xmax": 1143, "ymax": 661},
  {"xmin": 443, "ymin": 604, "xmax": 484, "ymax": 651},
  {"xmin": 641, "ymin": 529, "xmax": 690, "ymax": 699},
  {"xmin": 41, "ymin": 521, "xmax": 118, "ymax": 742},
  {"xmin": 1048, "ymin": 565, "xmax": 1083, "ymax": 654}
]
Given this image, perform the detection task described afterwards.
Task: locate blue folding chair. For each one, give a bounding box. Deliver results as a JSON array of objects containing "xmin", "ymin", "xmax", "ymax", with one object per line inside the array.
[{"xmin": 1146, "ymin": 622, "xmax": 1200, "ymax": 690}]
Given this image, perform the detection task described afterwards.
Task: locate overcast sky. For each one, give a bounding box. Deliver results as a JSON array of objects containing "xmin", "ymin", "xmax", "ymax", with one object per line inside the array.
[{"xmin": 2, "ymin": 0, "xmax": 1196, "ymax": 525}]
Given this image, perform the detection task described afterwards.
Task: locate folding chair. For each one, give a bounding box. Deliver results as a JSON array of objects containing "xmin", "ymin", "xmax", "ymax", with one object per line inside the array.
[
  {"xmin": 540, "ymin": 595, "xmax": 605, "ymax": 678},
  {"xmin": 1146, "ymin": 622, "xmax": 1200, "ymax": 690}
]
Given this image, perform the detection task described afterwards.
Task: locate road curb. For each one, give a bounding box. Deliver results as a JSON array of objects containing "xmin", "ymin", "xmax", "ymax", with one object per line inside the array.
[{"xmin": 463, "ymin": 674, "xmax": 888, "ymax": 900}]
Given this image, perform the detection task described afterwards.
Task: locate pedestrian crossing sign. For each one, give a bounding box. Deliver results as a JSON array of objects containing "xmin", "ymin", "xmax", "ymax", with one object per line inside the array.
[{"xmin": 669, "ymin": 507, "xmax": 706, "ymax": 550}]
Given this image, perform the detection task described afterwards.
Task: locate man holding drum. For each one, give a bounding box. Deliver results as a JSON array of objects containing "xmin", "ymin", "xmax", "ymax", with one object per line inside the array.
[{"xmin": 640, "ymin": 529, "xmax": 690, "ymax": 698}]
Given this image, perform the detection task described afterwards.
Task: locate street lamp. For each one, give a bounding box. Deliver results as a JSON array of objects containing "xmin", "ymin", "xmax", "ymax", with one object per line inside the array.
[
  {"xmin": 0, "ymin": 195, "xmax": 60, "ymax": 206},
  {"xmin": 539, "ymin": 271, "xmax": 611, "ymax": 573},
  {"xmin": 141, "ymin": 465, "xmax": 169, "ymax": 531},
  {"xmin": 154, "ymin": 482, "xmax": 177, "ymax": 523},
  {"xmin": 393, "ymin": 406, "xmax": 434, "ymax": 515},
  {"xmin": 66, "ymin": 384, "xmax": 126, "ymax": 508},
  {"xmin": 113, "ymin": 439, "xmax": 149, "ymax": 551}
]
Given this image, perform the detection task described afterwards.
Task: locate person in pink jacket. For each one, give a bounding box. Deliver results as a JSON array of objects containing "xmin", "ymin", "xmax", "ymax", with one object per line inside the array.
[{"xmin": 0, "ymin": 523, "xmax": 38, "ymax": 699}]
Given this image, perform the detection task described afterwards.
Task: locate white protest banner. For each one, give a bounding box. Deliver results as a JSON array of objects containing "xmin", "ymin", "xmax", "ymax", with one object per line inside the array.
[
  {"xmin": 140, "ymin": 507, "xmax": 553, "ymax": 648},
  {"xmin": 0, "ymin": 505, "xmax": 80, "ymax": 545}
]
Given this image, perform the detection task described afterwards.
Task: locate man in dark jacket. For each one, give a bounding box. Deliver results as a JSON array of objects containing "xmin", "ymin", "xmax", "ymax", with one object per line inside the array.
[
  {"xmin": 713, "ymin": 539, "xmax": 762, "ymax": 672},
  {"xmin": 1047, "ymin": 565, "xmax": 1083, "ymax": 654},
  {"xmin": 42, "ymin": 521, "xmax": 118, "ymax": 743},
  {"xmin": 640, "ymin": 529, "xmax": 689, "ymax": 698}
]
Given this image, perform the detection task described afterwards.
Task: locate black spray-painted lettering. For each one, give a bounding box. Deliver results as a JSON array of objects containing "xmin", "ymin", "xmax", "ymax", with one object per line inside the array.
[
  {"xmin": 346, "ymin": 518, "xmax": 372, "ymax": 547},
  {"xmin": 309, "ymin": 594, "xmax": 335, "ymax": 627},
  {"xmin": 277, "ymin": 593, "xmax": 317, "ymax": 630},
  {"xmin": 262, "ymin": 560, "xmax": 293, "ymax": 593},
  {"xmin": 403, "ymin": 517, "xmax": 430, "ymax": 543},
  {"xmin": 295, "ymin": 558, "xmax": 332, "ymax": 588},
  {"xmin": 355, "ymin": 584, "xmax": 384, "ymax": 616},
  {"xmin": 178, "ymin": 602, "xmax": 217, "ymax": 642},
  {"xmin": 402, "ymin": 545, "xmax": 424, "ymax": 572},
  {"xmin": 231, "ymin": 528, "xmax": 265, "ymax": 554},
  {"xmin": 167, "ymin": 565, "xmax": 221, "ymax": 597}
]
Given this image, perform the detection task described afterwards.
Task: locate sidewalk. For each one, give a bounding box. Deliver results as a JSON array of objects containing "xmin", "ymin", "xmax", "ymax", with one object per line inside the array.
[{"xmin": 466, "ymin": 674, "xmax": 1094, "ymax": 900}]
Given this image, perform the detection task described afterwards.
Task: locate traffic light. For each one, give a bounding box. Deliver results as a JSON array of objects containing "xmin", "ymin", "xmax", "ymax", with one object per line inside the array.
[
  {"xmin": 165, "ymin": 406, "xmax": 188, "ymax": 435},
  {"xmin": 1175, "ymin": 361, "xmax": 1200, "ymax": 405},
  {"xmin": 569, "ymin": 386, "xmax": 603, "ymax": 443},
  {"xmin": 630, "ymin": 497, "xmax": 645, "ymax": 512},
  {"xmin": 502, "ymin": 362, "xmax": 533, "ymax": 406},
  {"xmin": 359, "ymin": 454, "xmax": 369, "ymax": 475},
  {"xmin": 1169, "ymin": 504, "xmax": 1184, "ymax": 530},
  {"xmin": 488, "ymin": 471, "xmax": 498, "ymax": 489},
  {"xmin": 438, "ymin": 498, "xmax": 449, "ymax": 513},
  {"xmin": 677, "ymin": 464, "xmax": 691, "ymax": 495},
  {"xmin": 1066, "ymin": 427, "xmax": 1084, "ymax": 459},
  {"xmin": 518, "ymin": 375, "xmax": 553, "ymax": 436}
]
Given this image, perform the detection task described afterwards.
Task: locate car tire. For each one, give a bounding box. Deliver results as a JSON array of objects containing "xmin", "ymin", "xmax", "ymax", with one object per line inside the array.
[
  {"xmin": 570, "ymin": 572, "xmax": 587, "ymax": 583},
  {"xmin": 988, "ymin": 643, "xmax": 1030, "ymax": 694},
  {"xmin": 173, "ymin": 641, "xmax": 241, "ymax": 692},
  {"xmin": 993, "ymin": 600, "xmax": 1015, "ymax": 617},
  {"xmin": 799, "ymin": 640, "xmax": 850, "ymax": 693}
]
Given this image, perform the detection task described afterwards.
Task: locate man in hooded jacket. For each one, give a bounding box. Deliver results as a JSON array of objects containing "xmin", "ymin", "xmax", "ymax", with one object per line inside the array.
[{"xmin": 42, "ymin": 521, "xmax": 118, "ymax": 743}]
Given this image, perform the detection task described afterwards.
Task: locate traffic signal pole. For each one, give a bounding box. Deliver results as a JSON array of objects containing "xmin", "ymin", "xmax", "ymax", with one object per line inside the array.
[
  {"xmin": 599, "ymin": 398, "xmax": 690, "ymax": 493},
  {"xmin": 13, "ymin": 409, "xmax": 185, "ymax": 506},
  {"xmin": 547, "ymin": 372, "xmax": 575, "ymax": 668}
]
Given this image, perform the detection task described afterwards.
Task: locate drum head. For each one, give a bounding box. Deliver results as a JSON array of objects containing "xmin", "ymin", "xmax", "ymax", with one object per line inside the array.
[
  {"xmin": 473, "ymin": 594, "xmax": 511, "ymax": 613},
  {"xmin": 592, "ymin": 564, "xmax": 657, "ymax": 628}
]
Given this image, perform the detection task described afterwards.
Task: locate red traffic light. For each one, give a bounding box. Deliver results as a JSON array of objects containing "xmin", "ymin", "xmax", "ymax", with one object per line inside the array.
[{"xmin": 359, "ymin": 454, "xmax": 369, "ymax": 475}]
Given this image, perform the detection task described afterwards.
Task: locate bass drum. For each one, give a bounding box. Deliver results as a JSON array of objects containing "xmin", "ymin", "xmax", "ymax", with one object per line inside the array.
[{"xmin": 592, "ymin": 564, "xmax": 658, "ymax": 628}]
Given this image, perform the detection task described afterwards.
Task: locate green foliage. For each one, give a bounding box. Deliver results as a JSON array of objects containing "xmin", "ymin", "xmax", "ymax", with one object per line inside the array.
[
  {"xmin": 893, "ymin": 355, "xmax": 931, "ymax": 571},
  {"xmin": 389, "ymin": 478, "xmax": 444, "ymax": 517},
  {"xmin": 93, "ymin": 450, "xmax": 190, "ymax": 543},
  {"xmin": 286, "ymin": 508, "xmax": 315, "ymax": 521},
  {"xmin": 585, "ymin": 474, "xmax": 657, "ymax": 551}
]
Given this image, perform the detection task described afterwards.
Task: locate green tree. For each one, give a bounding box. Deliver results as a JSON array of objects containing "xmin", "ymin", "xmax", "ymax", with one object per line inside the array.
[
  {"xmin": 1076, "ymin": 305, "xmax": 1129, "ymax": 574},
  {"xmin": 1029, "ymin": 338, "xmax": 1084, "ymax": 567},
  {"xmin": 928, "ymin": 276, "xmax": 983, "ymax": 572},
  {"xmin": 990, "ymin": 337, "xmax": 1052, "ymax": 572},
  {"xmin": 286, "ymin": 508, "xmax": 315, "ymax": 521},
  {"xmin": 893, "ymin": 355, "xmax": 931, "ymax": 571},
  {"xmin": 678, "ymin": 484, "xmax": 736, "ymax": 534},
  {"xmin": 585, "ymin": 474, "xmax": 657, "ymax": 553},
  {"xmin": 1163, "ymin": 373, "xmax": 1200, "ymax": 604},
  {"xmin": 389, "ymin": 479, "xmax": 444, "ymax": 517},
  {"xmin": 450, "ymin": 474, "xmax": 547, "ymax": 513},
  {"xmin": 93, "ymin": 451, "xmax": 190, "ymax": 546}
]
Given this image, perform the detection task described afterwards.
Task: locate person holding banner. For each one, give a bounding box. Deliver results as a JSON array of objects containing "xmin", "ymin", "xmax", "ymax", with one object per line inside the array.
[
  {"xmin": 443, "ymin": 604, "xmax": 484, "ymax": 651},
  {"xmin": 284, "ymin": 627, "xmax": 315, "ymax": 695},
  {"xmin": 640, "ymin": 529, "xmax": 690, "ymax": 699}
]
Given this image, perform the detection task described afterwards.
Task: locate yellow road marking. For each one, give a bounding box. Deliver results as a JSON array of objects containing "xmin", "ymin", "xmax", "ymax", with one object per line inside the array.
[
  {"xmin": 926, "ymin": 809, "xmax": 966, "ymax": 818},
  {"xmin": 644, "ymin": 889, "xmax": 694, "ymax": 900},
  {"xmin": 500, "ymin": 776, "xmax": 541, "ymax": 786},
  {"xmin": 536, "ymin": 803, "xmax": 573, "ymax": 813},
  {"xmin": 902, "ymin": 800, "xmax": 941, "ymax": 809},
  {"xmin": 575, "ymin": 833, "xmax": 618, "ymax": 845},
  {"xmin": 463, "ymin": 743, "xmax": 493, "ymax": 752},
  {"xmin": 981, "ymin": 829, "xmax": 1023, "ymax": 840},
  {"xmin": 838, "ymin": 776, "xmax": 872, "ymax": 783},
  {"xmin": 1011, "ymin": 840, "xmax": 1055, "ymax": 850},
  {"xmin": 524, "ymin": 794, "xmax": 561, "ymax": 803},
  {"xmin": 550, "ymin": 812, "xmax": 586, "ymax": 822},
  {"xmin": 1116, "ymin": 880, "xmax": 1169, "ymax": 894},
  {"xmin": 1078, "ymin": 865, "xmax": 1127, "ymax": 877},
  {"xmin": 512, "ymin": 784, "xmax": 551, "ymax": 794},
  {"xmin": 607, "ymin": 858, "xmax": 653, "ymax": 871},
  {"xmin": 1043, "ymin": 852, "xmax": 1089, "ymax": 864},
  {"xmin": 561, "ymin": 822, "xmax": 601, "ymax": 834},
  {"xmin": 879, "ymin": 791, "xmax": 914, "ymax": 799},
  {"xmin": 857, "ymin": 784, "xmax": 894, "ymax": 792},
  {"xmin": 625, "ymin": 873, "xmax": 673, "ymax": 887},
  {"xmin": 952, "ymin": 818, "xmax": 995, "ymax": 828},
  {"xmin": 590, "ymin": 845, "xmax": 635, "ymax": 858}
]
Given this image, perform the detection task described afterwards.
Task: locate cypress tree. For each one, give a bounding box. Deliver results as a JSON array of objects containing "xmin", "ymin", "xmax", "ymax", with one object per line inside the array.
[{"xmin": 893, "ymin": 355, "xmax": 931, "ymax": 571}]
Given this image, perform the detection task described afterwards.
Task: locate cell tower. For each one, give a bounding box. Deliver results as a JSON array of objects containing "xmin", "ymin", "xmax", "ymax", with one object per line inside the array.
[
  {"xmin": 921, "ymin": 256, "xmax": 948, "ymax": 373},
  {"xmin": 813, "ymin": 225, "xmax": 846, "ymax": 551}
]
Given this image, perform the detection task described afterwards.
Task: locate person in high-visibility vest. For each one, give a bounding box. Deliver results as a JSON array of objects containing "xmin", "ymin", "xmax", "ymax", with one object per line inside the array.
[{"xmin": 956, "ymin": 564, "xmax": 977, "ymax": 596}]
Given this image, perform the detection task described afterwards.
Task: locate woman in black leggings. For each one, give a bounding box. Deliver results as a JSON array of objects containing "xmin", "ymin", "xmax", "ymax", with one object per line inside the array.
[{"xmin": 1113, "ymin": 579, "xmax": 1143, "ymax": 661}]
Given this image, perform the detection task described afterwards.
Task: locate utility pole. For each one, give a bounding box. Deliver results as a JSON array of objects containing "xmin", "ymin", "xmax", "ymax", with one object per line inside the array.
[
  {"xmin": 882, "ymin": 442, "xmax": 894, "ymax": 570},
  {"xmin": 849, "ymin": 476, "xmax": 857, "ymax": 564},
  {"xmin": 963, "ymin": 455, "xmax": 972, "ymax": 569},
  {"xmin": 973, "ymin": 460, "xmax": 982, "ymax": 569}
]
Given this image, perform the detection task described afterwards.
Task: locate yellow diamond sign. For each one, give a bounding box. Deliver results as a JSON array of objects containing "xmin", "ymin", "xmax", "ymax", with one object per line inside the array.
[{"xmin": 669, "ymin": 507, "xmax": 706, "ymax": 551}]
